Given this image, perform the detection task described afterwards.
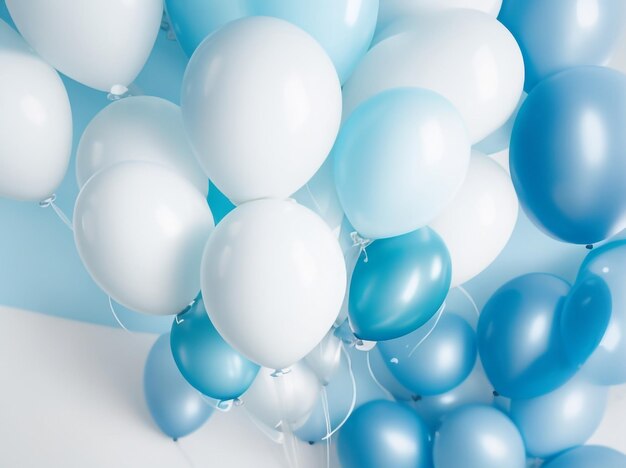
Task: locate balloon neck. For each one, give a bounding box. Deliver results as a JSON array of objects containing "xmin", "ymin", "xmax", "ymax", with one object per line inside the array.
[
  {"xmin": 174, "ymin": 295, "xmax": 201, "ymax": 324},
  {"xmin": 216, "ymin": 399, "xmax": 235, "ymax": 412},
  {"xmin": 270, "ymin": 368, "xmax": 292, "ymax": 378},
  {"xmin": 107, "ymin": 84, "xmax": 130, "ymax": 101},
  {"xmin": 350, "ymin": 231, "xmax": 372, "ymax": 263},
  {"xmin": 586, "ymin": 244, "xmax": 594, "ymax": 250},
  {"xmin": 39, "ymin": 194, "xmax": 57, "ymax": 208}
]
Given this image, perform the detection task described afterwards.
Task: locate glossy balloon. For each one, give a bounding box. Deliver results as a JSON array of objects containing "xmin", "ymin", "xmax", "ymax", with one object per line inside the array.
[
  {"xmin": 304, "ymin": 330, "xmax": 343, "ymax": 386},
  {"xmin": 181, "ymin": 17, "xmax": 341, "ymax": 204},
  {"xmin": 499, "ymin": 0, "xmax": 626, "ymax": 90},
  {"xmin": 349, "ymin": 228, "xmax": 452, "ymax": 341},
  {"xmin": 544, "ymin": 445, "xmax": 626, "ymax": 468},
  {"xmin": 74, "ymin": 162, "xmax": 214, "ymax": 315},
  {"xmin": 144, "ymin": 334, "xmax": 213, "ymax": 439},
  {"xmin": 433, "ymin": 405, "xmax": 525, "ymax": 468},
  {"xmin": 334, "ymin": 88, "xmax": 470, "ymax": 239},
  {"xmin": 510, "ymin": 66, "xmax": 626, "ymax": 244},
  {"xmin": 367, "ymin": 348, "xmax": 416, "ymax": 401},
  {"xmin": 338, "ymin": 400, "xmax": 431, "ymax": 468}
]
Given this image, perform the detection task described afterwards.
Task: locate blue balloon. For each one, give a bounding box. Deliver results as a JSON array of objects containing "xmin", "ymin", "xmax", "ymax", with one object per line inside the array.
[
  {"xmin": 165, "ymin": 0, "xmax": 379, "ymax": 83},
  {"xmin": 378, "ymin": 312, "xmax": 477, "ymax": 396},
  {"xmin": 349, "ymin": 227, "xmax": 451, "ymax": 341},
  {"xmin": 368, "ymin": 348, "xmax": 416, "ymax": 401},
  {"xmin": 144, "ymin": 334, "xmax": 213, "ymax": 439},
  {"xmin": 544, "ymin": 445, "xmax": 626, "ymax": 468},
  {"xmin": 499, "ymin": 0, "xmax": 626, "ymax": 90},
  {"xmin": 510, "ymin": 376, "xmax": 608, "ymax": 458},
  {"xmin": 170, "ymin": 296, "xmax": 259, "ymax": 401},
  {"xmin": 338, "ymin": 400, "xmax": 431, "ymax": 468},
  {"xmin": 433, "ymin": 405, "xmax": 526, "ymax": 468},
  {"xmin": 510, "ymin": 66, "xmax": 626, "ymax": 245}
]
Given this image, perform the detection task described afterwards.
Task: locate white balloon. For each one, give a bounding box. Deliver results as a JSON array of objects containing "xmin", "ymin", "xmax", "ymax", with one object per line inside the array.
[
  {"xmin": 430, "ymin": 152, "xmax": 518, "ymax": 286},
  {"xmin": 181, "ymin": 17, "xmax": 342, "ymax": 204},
  {"xmin": 304, "ymin": 330, "xmax": 343, "ymax": 386},
  {"xmin": 201, "ymin": 199, "xmax": 347, "ymax": 370},
  {"xmin": 344, "ymin": 10, "xmax": 524, "ymax": 143},
  {"xmin": 74, "ymin": 162, "xmax": 214, "ymax": 316},
  {"xmin": 6, "ymin": 0, "xmax": 162, "ymax": 93},
  {"xmin": 0, "ymin": 19, "xmax": 72, "ymax": 202},
  {"xmin": 474, "ymin": 93, "xmax": 527, "ymax": 155},
  {"xmin": 76, "ymin": 96, "xmax": 208, "ymax": 195}
]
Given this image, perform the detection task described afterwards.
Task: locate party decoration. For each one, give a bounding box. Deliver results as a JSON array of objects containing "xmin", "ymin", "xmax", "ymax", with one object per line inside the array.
[
  {"xmin": 144, "ymin": 334, "xmax": 213, "ymax": 439},
  {"xmin": 303, "ymin": 330, "xmax": 342, "ymax": 386},
  {"xmin": 349, "ymin": 228, "xmax": 451, "ymax": 341},
  {"xmin": 181, "ymin": 16, "xmax": 341, "ymax": 204},
  {"xmin": 510, "ymin": 66, "xmax": 626, "ymax": 245},
  {"xmin": 76, "ymin": 96, "xmax": 208, "ymax": 195},
  {"xmin": 74, "ymin": 162, "xmax": 214, "ymax": 315},
  {"xmin": 433, "ymin": 405, "xmax": 525, "ymax": 468},
  {"xmin": 201, "ymin": 199, "xmax": 346, "ymax": 370},
  {"xmin": 0, "ymin": 19, "xmax": 72, "ymax": 201},
  {"xmin": 344, "ymin": 9, "xmax": 524, "ymax": 142},
  {"xmin": 367, "ymin": 349, "xmax": 416, "ymax": 401},
  {"xmin": 544, "ymin": 445, "xmax": 626, "ymax": 468},
  {"xmin": 334, "ymin": 88, "xmax": 470, "ymax": 239},
  {"xmin": 6, "ymin": 0, "xmax": 162, "ymax": 93},
  {"xmin": 338, "ymin": 400, "xmax": 431, "ymax": 468}
]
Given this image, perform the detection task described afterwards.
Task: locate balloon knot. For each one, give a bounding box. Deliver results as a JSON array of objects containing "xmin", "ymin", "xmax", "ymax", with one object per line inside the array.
[
  {"xmin": 350, "ymin": 231, "xmax": 372, "ymax": 263},
  {"xmin": 107, "ymin": 84, "xmax": 130, "ymax": 101},
  {"xmin": 39, "ymin": 194, "xmax": 57, "ymax": 208},
  {"xmin": 586, "ymin": 244, "xmax": 594, "ymax": 250},
  {"xmin": 492, "ymin": 390, "xmax": 500, "ymax": 397},
  {"xmin": 270, "ymin": 368, "xmax": 292, "ymax": 378}
]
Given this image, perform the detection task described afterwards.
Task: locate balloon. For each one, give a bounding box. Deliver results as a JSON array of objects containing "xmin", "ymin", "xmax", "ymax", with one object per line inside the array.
[
  {"xmin": 499, "ymin": 0, "xmax": 626, "ymax": 90},
  {"xmin": 430, "ymin": 151, "xmax": 519, "ymax": 286},
  {"xmin": 304, "ymin": 330, "xmax": 343, "ymax": 386},
  {"xmin": 338, "ymin": 400, "xmax": 432, "ymax": 468},
  {"xmin": 6, "ymin": 0, "xmax": 162, "ymax": 93},
  {"xmin": 433, "ymin": 405, "xmax": 525, "ymax": 468},
  {"xmin": 378, "ymin": 312, "xmax": 477, "ymax": 396},
  {"xmin": 181, "ymin": 17, "xmax": 341, "ymax": 204},
  {"xmin": 76, "ymin": 96, "xmax": 208, "ymax": 195},
  {"xmin": 74, "ymin": 162, "xmax": 214, "ymax": 315},
  {"xmin": 510, "ymin": 376, "xmax": 608, "ymax": 458},
  {"xmin": 243, "ymin": 363, "xmax": 321, "ymax": 431},
  {"xmin": 477, "ymin": 273, "xmax": 575, "ymax": 398},
  {"xmin": 165, "ymin": 0, "xmax": 378, "ymax": 83},
  {"xmin": 544, "ymin": 445, "xmax": 626, "ymax": 468},
  {"xmin": 144, "ymin": 334, "xmax": 213, "ymax": 439},
  {"xmin": 367, "ymin": 348, "xmax": 416, "ymax": 401},
  {"xmin": 170, "ymin": 296, "xmax": 259, "ymax": 401},
  {"xmin": 334, "ymin": 88, "xmax": 470, "ymax": 239},
  {"xmin": 0, "ymin": 19, "xmax": 72, "ymax": 201},
  {"xmin": 510, "ymin": 66, "xmax": 626, "ymax": 245},
  {"xmin": 349, "ymin": 227, "xmax": 451, "ymax": 341},
  {"xmin": 201, "ymin": 199, "xmax": 346, "ymax": 370},
  {"xmin": 344, "ymin": 9, "xmax": 524, "ymax": 143}
]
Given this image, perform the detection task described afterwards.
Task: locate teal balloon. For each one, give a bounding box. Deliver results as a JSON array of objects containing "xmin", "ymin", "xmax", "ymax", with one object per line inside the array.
[
  {"xmin": 544, "ymin": 445, "xmax": 626, "ymax": 468},
  {"xmin": 170, "ymin": 296, "xmax": 259, "ymax": 401},
  {"xmin": 144, "ymin": 334, "xmax": 213, "ymax": 439},
  {"xmin": 349, "ymin": 227, "xmax": 451, "ymax": 341},
  {"xmin": 165, "ymin": 0, "xmax": 379, "ymax": 83},
  {"xmin": 338, "ymin": 400, "xmax": 431, "ymax": 468}
]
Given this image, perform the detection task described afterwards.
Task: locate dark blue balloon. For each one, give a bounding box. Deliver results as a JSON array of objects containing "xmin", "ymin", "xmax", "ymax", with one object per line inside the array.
[
  {"xmin": 544, "ymin": 445, "xmax": 626, "ymax": 468},
  {"xmin": 349, "ymin": 228, "xmax": 451, "ymax": 341},
  {"xmin": 510, "ymin": 66, "xmax": 626, "ymax": 244},
  {"xmin": 338, "ymin": 400, "xmax": 431, "ymax": 468}
]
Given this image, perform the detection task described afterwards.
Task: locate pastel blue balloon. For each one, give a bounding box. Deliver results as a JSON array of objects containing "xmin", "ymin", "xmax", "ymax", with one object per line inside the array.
[
  {"xmin": 433, "ymin": 405, "xmax": 525, "ymax": 468},
  {"xmin": 499, "ymin": 0, "xmax": 626, "ymax": 90},
  {"xmin": 144, "ymin": 334, "xmax": 213, "ymax": 439},
  {"xmin": 368, "ymin": 348, "xmax": 416, "ymax": 401},
  {"xmin": 544, "ymin": 445, "xmax": 626, "ymax": 468},
  {"xmin": 338, "ymin": 400, "xmax": 431, "ymax": 468},
  {"xmin": 165, "ymin": 0, "xmax": 379, "ymax": 83},
  {"xmin": 170, "ymin": 296, "xmax": 259, "ymax": 401},
  {"xmin": 510, "ymin": 66, "xmax": 626, "ymax": 245},
  {"xmin": 510, "ymin": 377, "xmax": 608, "ymax": 458},
  {"xmin": 349, "ymin": 227, "xmax": 451, "ymax": 341},
  {"xmin": 378, "ymin": 312, "xmax": 477, "ymax": 396}
]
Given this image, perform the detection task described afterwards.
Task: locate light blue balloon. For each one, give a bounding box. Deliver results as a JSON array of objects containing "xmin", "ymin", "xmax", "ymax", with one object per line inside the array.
[
  {"xmin": 433, "ymin": 405, "xmax": 525, "ymax": 468},
  {"xmin": 499, "ymin": 0, "xmax": 626, "ymax": 90},
  {"xmin": 165, "ymin": 0, "xmax": 379, "ymax": 83},
  {"xmin": 368, "ymin": 348, "xmax": 416, "ymax": 401},
  {"xmin": 144, "ymin": 334, "xmax": 213, "ymax": 439},
  {"xmin": 544, "ymin": 445, "xmax": 626, "ymax": 468},
  {"xmin": 378, "ymin": 312, "xmax": 477, "ymax": 396},
  {"xmin": 510, "ymin": 377, "xmax": 608, "ymax": 458},
  {"xmin": 338, "ymin": 400, "xmax": 431, "ymax": 468}
]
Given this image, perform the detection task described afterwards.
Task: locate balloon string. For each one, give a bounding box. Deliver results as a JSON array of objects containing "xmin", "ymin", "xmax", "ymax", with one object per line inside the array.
[
  {"xmin": 107, "ymin": 296, "xmax": 132, "ymax": 335},
  {"xmin": 320, "ymin": 387, "xmax": 331, "ymax": 468},
  {"xmin": 456, "ymin": 285, "xmax": 479, "ymax": 318},
  {"xmin": 350, "ymin": 231, "xmax": 372, "ymax": 263},
  {"xmin": 39, "ymin": 195, "xmax": 73, "ymax": 231},
  {"xmin": 173, "ymin": 439, "xmax": 195, "ymax": 468},
  {"xmin": 365, "ymin": 351, "xmax": 395, "ymax": 400},
  {"xmin": 304, "ymin": 183, "xmax": 324, "ymax": 216},
  {"xmin": 408, "ymin": 301, "xmax": 446, "ymax": 358},
  {"xmin": 240, "ymin": 404, "xmax": 285, "ymax": 444},
  {"xmin": 322, "ymin": 344, "xmax": 356, "ymax": 441},
  {"xmin": 272, "ymin": 372, "xmax": 300, "ymax": 468}
]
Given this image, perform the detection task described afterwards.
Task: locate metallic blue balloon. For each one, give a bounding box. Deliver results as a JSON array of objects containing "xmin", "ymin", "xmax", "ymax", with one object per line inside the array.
[
  {"xmin": 433, "ymin": 405, "xmax": 526, "ymax": 468},
  {"xmin": 144, "ymin": 334, "xmax": 213, "ymax": 439},
  {"xmin": 477, "ymin": 273, "xmax": 575, "ymax": 398},
  {"xmin": 338, "ymin": 400, "xmax": 431, "ymax": 468},
  {"xmin": 378, "ymin": 312, "xmax": 477, "ymax": 396},
  {"xmin": 499, "ymin": 0, "xmax": 626, "ymax": 90},
  {"xmin": 544, "ymin": 445, "xmax": 626, "ymax": 468},
  {"xmin": 349, "ymin": 228, "xmax": 451, "ymax": 341},
  {"xmin": 368, "ymin": 348, "xmax": 416, "ymax": 401},
  {"xmin": 510, "ymin": 66, "xmax": 626, "ymax": 245},
  {"xmin": 170, "ymin": 296, "xmax": 259, "ymax": 401}
]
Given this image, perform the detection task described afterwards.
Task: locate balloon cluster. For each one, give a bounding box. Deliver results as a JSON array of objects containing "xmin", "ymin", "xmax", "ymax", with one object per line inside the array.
[{"xmin": 1, "ymin": 0, "xmax": 626, "ymax": 467}]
